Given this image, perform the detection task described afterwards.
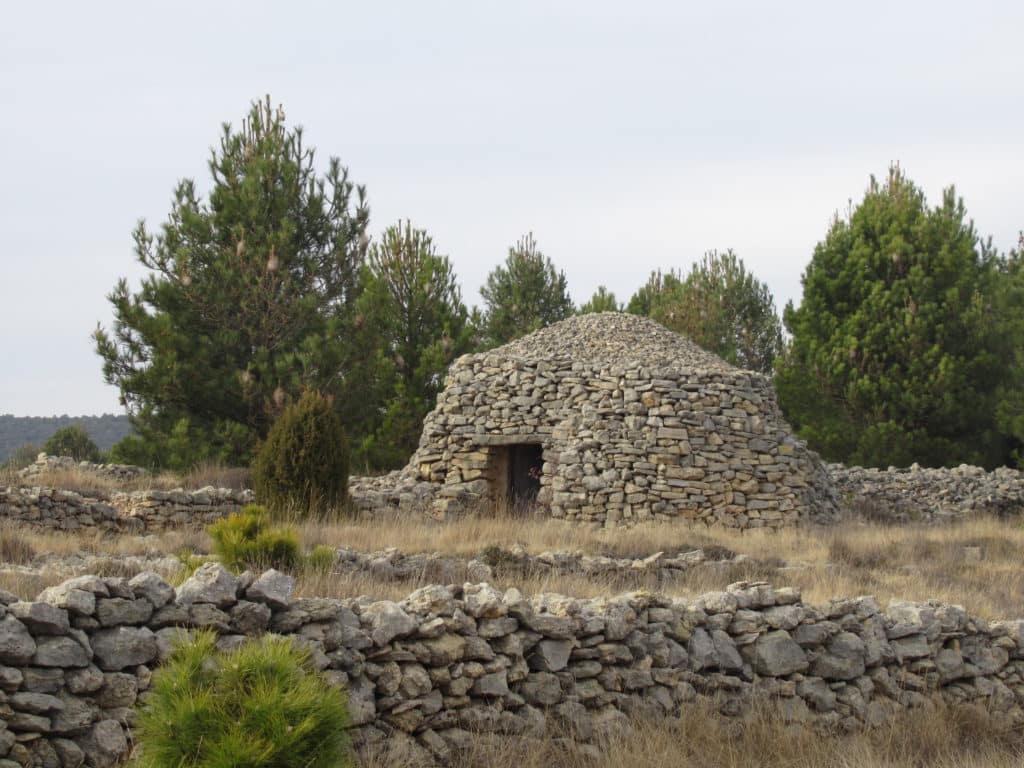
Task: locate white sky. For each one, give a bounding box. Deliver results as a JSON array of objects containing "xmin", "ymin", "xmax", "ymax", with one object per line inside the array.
[{"xmin": 2, "ymin": 1, "xmax": 1022, "ymax": 416}]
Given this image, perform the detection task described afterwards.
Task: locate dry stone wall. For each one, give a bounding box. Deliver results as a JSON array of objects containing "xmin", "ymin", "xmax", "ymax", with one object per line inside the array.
[
  {"xmin": 402, "ymin": 314, "xmax": 838, "ymax": 529},
  {"xmin": 831, "ymin": 464, "xmax": 1024, "ymax": 523},
  {"xmin": 18, "ymin": 456, "xmax": 146, "ymax": 484},
  {"xmin": 3, "ymin": 566, "xmax": 1024, "ymax": 766},
  {"xmin": 0, "ymin": 487, "xmax": 253, "ymax": 535}
]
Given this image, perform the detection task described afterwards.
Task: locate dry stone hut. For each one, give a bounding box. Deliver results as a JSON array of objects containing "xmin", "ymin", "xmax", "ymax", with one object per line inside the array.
[{"xmin": 406, "ymin": 312, "xmax": 837, "ymax": 528}]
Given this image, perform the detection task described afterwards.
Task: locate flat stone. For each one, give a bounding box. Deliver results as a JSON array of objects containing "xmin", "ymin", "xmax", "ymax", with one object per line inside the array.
[
  {"xmin": 245, "ymin": 569, "xmax": 295, "ymax": 610},
  {"xmin": 528, "ymin": 639, "xmax": 573, "ymax": 672},
  {"xmin": 175, "ymin": 562, "xmax": 238, "ymax": 608},
  {"xmin": 419, "ymin": 634, "xmax": 467, "ymax": 666},
  {"xmin": 91, "ymin": 627, "xmax": 158, "ymax": 671},
  {"xmin": 20, "ymin": 667, "xmax": 63, "ymax": 693},
  {"xmin": 517, "ymin": 671, "xmax": 561, "ymax": 706},
  {"xmin": 96, "ymin": 598, "xmax": 153, "ymax": 627},
  {"xmin": 810, "ymin": 631, "xmax": 866, "ymax": 680},
  {"xmin": 463, "ymin": 583, "xmax": 507, "ymax": 619},
  {"xmin": 0, "ymin": 616, "xmax": 36, "ymax": 664},
  {"xmin": 753, "ymin": 630, "xmax": 808, "ymax": 677},
  {"xmin": 10, "ymin": 691, "xmax": 64, "ymax": 714},
  {"xmin": 127, "ymin": 572, "xmax": 175, "ymax": 609},
  {"xmin": 362, "ymin": 601, "xmax": 417, "ymax": 645},
  {"xmin": 78, "ymin": 720, "xmax": 128, "ymax": 768},
  {"xmin": 8, "ymin": 602, "xmax": 70, "ymax": 635},
  {"xmin": 404, "ymin": 585, "xmax": 456, "ymax": 617},
  {"xmin": 472, "ymin": 671, "xmax": 509, "ymax": 697}
]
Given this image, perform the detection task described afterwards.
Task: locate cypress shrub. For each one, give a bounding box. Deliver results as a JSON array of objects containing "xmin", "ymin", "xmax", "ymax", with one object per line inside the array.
[
  {"xmin": 252, "ymin": 391, "xmax": 349, "ymax": 515},
  {"xmin": 133, "ymin": 631, "xmax": 351, "ymax": 768}
]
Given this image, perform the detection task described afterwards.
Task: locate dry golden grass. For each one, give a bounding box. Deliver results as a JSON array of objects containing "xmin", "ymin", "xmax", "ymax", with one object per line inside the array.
[
  {"xmin": 3, "ymin": 485, "xmax": 1024, "ymax": 618},
  {"xmin": 284, "ymin": 510, "xmax": 1024, "ymax": 619},
  {"xmin": 362, "ymin": 699, "xmax": 1024, "ymax": 768},
  {"xmin": 3, "ymin": 509, "xmax": 1024, "ymax": 619},
  {"xmin": 3, "ymin": 461, "xmax": 252, "ymax": 496}
]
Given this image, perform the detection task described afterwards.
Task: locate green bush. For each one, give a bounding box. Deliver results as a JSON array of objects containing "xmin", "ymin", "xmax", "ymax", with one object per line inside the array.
[
  {"xmin": 133, "ymin": 631, "xmax": 351, "ymax": 768},
  {"xmin": 43, "ymin": 425, "xmax": 102, "ymax": 462},
  {"xmin": 305, "ymin": 544, "xmax": 337, "ymax": 574},
  {"xmin": 208, "ymin": 505, "xmax": 301, "ymax": 573},
  {"xmin": 3, "ymin": 442, "xmax": 41, "ymax": 470},
  {"xmin": 252, "ymin": 391, "xmax": 350, "ymax": 515}
]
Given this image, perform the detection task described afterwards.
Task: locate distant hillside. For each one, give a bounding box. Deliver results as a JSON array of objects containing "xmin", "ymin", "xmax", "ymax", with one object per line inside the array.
[{"xmin": 0, "ymin": 414, "xmax": 133, "ymax": 463}]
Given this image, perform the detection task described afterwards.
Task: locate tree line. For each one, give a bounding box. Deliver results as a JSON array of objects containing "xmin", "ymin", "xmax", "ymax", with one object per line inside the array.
[
  {"xmin": 0, "ymin": 414, "xmax": 131, "ymax": 464},
  {"xmin": 92, "ymin": 98, "xmax": 1024, "ymax": 473}
]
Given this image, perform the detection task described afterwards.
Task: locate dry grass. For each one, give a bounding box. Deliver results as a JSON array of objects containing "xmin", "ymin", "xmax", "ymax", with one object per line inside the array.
[
  {"xmin": 363, "ymin": 699, "xmax": 1024, "ymax": 768},
  {"xmin": 284, "ymin": 511, "xmax": 1024, "ymax": 619},
  {"xmin": 3, "ymin": 476, "xmax": 1024, "ymax": 618},
  {"xmin": 4, "ymin": 461, "xmax": 252, "ymax": 497},
  {"xmin": 2, "ymin": 509, "xmax": 1024, "ymax": 620},
  {"xmin": 0, "ymin": 523, "xmax": 37, "ymax": 564}
]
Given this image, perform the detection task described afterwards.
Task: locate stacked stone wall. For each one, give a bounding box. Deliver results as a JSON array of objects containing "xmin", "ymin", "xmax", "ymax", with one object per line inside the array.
[
  {"xmin": 1, "ymin": 567, "xmax": 1024, "ymax": 766},
  {"xmin": 18, "ymin": 456, "xmax": 146, "ymax": 484},
  {"xmin": 0, "ymin": 487, "xmax": 252, "ymax": 535},
  {"xmin": 830, "ymin": 464, "xmax": 1024, "ymax": 523}
]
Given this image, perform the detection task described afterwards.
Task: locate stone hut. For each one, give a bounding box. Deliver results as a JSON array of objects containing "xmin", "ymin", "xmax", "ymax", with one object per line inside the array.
[{"xmin": 407, "ymin": 313, "xmax": 836, "ymax": 528}]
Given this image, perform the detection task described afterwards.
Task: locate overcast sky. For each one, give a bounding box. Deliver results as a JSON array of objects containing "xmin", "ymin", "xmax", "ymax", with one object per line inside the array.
[{"xmin": 2, "ymin": 1, "xmax": 1022, "ymax": 416}]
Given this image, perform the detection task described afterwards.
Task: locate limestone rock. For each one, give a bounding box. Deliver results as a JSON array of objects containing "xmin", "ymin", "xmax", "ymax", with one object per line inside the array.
[
  {"xmin": 8, "ymin": 603, "xmax": 70, "ymax": 635},
  {"xmin": 753, "ymin": 630, "xmax": 808, "ymax": 677},
  {"xmin": 0, "ymin": 616, "xmax": 36, "ymax": 664},
  {"xmin": 175, "ymin": 562, "xmax": 238, "ymax": 608},
  {"xmin": 245, "ymin": 569, "xmax": 295, "ymax": 610},
  {"xmin": 91, "ymin": 627, "xmax": 158, "ymax": 671}
]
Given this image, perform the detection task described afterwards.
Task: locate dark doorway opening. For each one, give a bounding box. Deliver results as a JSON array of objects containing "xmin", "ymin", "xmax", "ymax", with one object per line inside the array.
[{"xmin": 507, "ymin": 443, "xmax": 543, "ymax": 506}]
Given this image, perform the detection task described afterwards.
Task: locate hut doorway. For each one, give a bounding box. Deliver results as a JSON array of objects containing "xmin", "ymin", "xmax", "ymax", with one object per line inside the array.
[
  {"xmin": 508, "ymin": 443, "xmax": 543, "ymax": 505},
  {"xmin": 491, "ymin": 443, "xmax": 543, "ymax": 507}
]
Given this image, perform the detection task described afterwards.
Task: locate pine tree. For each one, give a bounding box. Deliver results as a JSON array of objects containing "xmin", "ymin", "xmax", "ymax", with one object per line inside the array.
[
  {"xmin": 625, "ymin": 252, "xmax": 783, "ymax": 373},
  {"xmin": 578, "ymin": 286, "xmax": 621, "ymax": 314},
  {"xmin": 777, "ymin": 166, "xmax": 1010, "ymax": 468},
  {"xmin": 94, "ymin": 97, "xmax": 369, "ymax": 469},
  {"xmin": 355, "ymin": 221, "xmax": 474, "ymax": 468},
  {"xmin": 480, "ymin": 233, "xmax": 573, "ymax": 346}
]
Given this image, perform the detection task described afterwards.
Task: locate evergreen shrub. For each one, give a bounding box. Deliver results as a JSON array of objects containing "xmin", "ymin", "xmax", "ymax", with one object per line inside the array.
[
  {"xmin": 43, "ymin": 425, "xmax": 102, "ymax": 462},
  {"xmin": 133, "ymin": 631, "xmax": 351, "ymax": 768},
  {"xmin": 252, "ymin": 391, "xmax": 350, "ymax": 515}
]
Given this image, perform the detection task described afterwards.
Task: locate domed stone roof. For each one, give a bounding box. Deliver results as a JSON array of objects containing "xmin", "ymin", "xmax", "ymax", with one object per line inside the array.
[{"xmin": 489, "ymin": 312, "xmax": 739, "ymax": 374}]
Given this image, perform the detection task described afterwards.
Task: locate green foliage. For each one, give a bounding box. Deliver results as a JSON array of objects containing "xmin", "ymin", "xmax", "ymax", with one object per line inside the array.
[
  {"xmin": 0, "ymin": 414, "xmax": 130, "ymax": 464},
  {"xmin": 208, "ymin": 505, "xmax": 301, "ymax": 573},
  {"xmin": 252, "ymin": 391, "xmax": 350, "ymax": 515},
  {"xmin": 578, "ymin": 286, "xmax": 621, "ymax": 314},
  {"xmin": 777, "ymin": 166, "xmax": 1012, "ymax": 468},
  {"xmin": 94, "ymin": 96, "xmax": 370, "ymax": 469},
  {"xmin": 42, "ymin": 425, "xmax": 102, "ymax": 462},
  {"xmin": 354, "ymin": 221, "xmax": 475, "ymax": 469},
  {"xmin": 480, "ymin": 233, "xmax": 573, "ymax": 346},
  {"xmin": 995, "ymin": 236, "xmax": 1024, "ymax": 463},
  {"xmin": 305, "ymin": 545, "xmax": 337, "ymax": 574},
  {"xmin": 133, "ymin": 630, "xmax": 351, "ymax": 768},
  {"xmin": 625, "ymin": 251, "xmax": 783, "ymax": 373},
  {"xmin": 2, "ymin": 442, "xmax": 40, "ymax": 470},
  {"xmin": 172, "ymin": 550, "xmax": 208, "ymax": 585}
]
